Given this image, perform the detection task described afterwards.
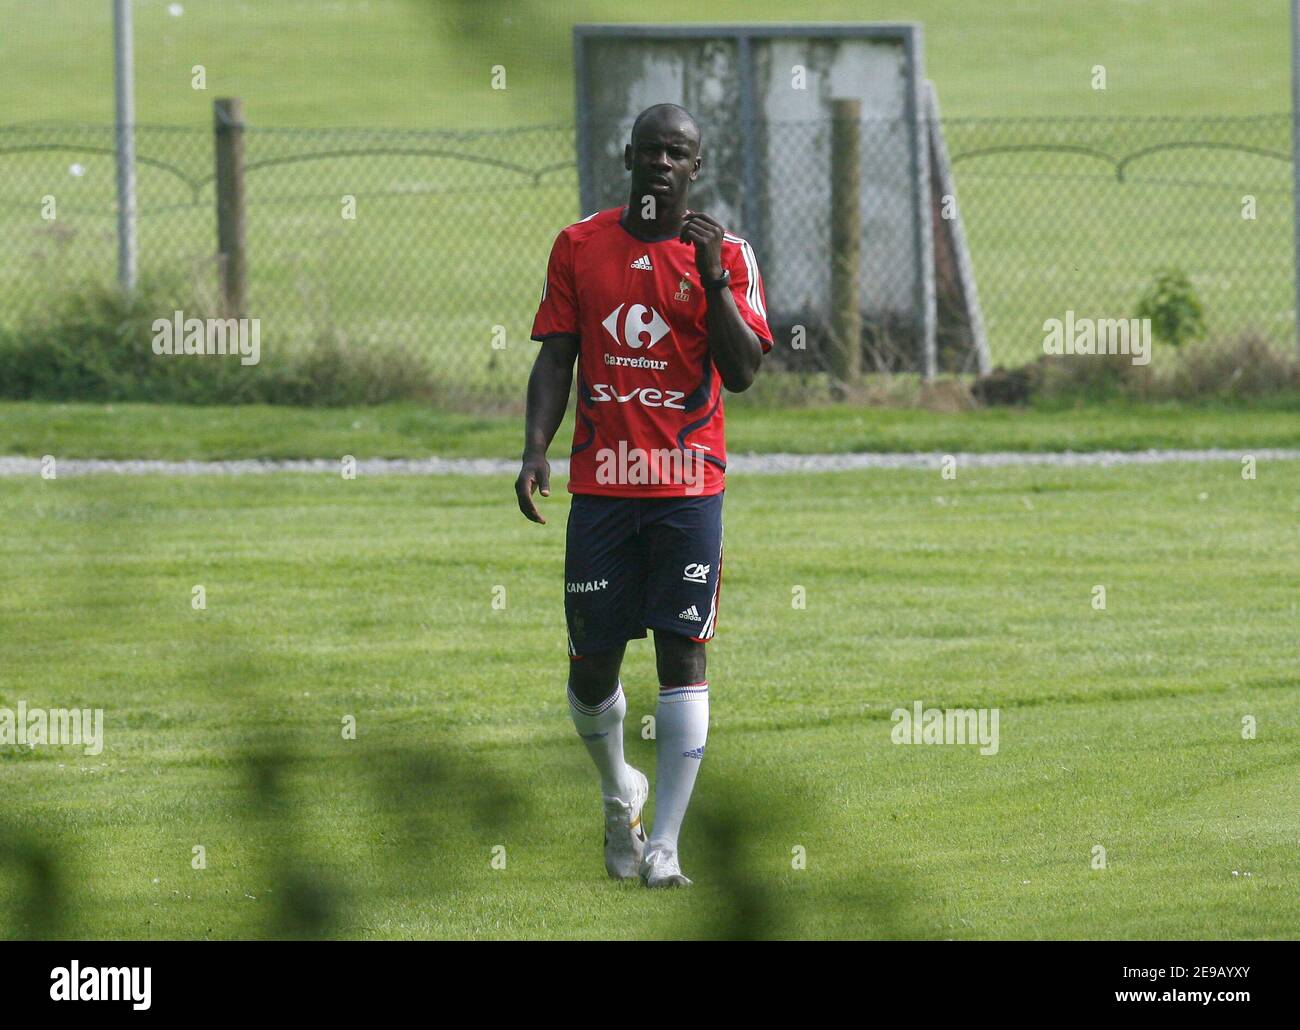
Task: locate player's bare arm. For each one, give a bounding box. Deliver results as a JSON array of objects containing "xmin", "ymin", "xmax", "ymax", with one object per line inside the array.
[
  {"xmin": 515, "ymin": 333, "xmax": 577, "ymax": 524},
  {"xmin": 681, "ymin": 210, "xmax": 764, "ymax": 392}
]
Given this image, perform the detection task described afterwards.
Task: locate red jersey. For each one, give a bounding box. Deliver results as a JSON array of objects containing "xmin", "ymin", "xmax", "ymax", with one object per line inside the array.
[{"xmin": 530, "ymin": 206, "xmax": 773, "ymax": 497}]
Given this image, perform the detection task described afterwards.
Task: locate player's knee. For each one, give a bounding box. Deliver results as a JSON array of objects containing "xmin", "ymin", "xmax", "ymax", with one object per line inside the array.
[
  {"xmin": 653, "ymin": 630, "xmax": 707, "ymax": 685},
  {"xmin": 567, "ymin": 647, "xmax": 624, "ymax": 707}
]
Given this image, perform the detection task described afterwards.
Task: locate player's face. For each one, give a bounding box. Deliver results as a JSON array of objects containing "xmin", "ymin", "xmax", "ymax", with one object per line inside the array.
[{"xmin": 624, "ymin": 122, "xmax": 700, "ymax": 209}]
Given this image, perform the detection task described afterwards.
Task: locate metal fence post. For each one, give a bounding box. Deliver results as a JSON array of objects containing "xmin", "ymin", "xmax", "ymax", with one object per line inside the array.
[
  {"xmin": 1292, "ymin": 1, "xmax": 1300, "ymax": 357},
  {"xmin": 737, "ymin": 34, "xmax": 765, "ymax": 262},
  {"xmin": 214, "ymin": 98, "xmax": 248, "ymax": 318},
  {"xmin": 112, "ymin": 0, "xmax": 137, "ymax": 294},
  {"xmin": 830, "ymin": 99, "xmax": 862, "ymax": 385}
]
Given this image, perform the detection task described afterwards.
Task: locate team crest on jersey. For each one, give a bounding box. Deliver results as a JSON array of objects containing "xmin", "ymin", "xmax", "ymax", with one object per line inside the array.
[{"xmin": 674, "ymin": 276, "xmax": 692, "ymax": 302}]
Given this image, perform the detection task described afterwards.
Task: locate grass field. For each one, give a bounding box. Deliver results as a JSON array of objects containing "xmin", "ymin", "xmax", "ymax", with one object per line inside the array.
[
  {"xmin": 2, "ymin": 1, "xmax": 1288, "ymax": 127},
  {"xmin": 3, "ymin": 398, "xmax": 1300, "ymax": 460},
  {"xmin": 2, "ymin": 461, "xmax": 1296, "ymax": 939}
]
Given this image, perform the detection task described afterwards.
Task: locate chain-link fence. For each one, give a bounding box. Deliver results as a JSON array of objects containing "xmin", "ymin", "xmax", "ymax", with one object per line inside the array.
[
  {"xmin": 0, "ymin": 114, "xmax": 1293, "ymax": 409},
  {"xmin": 944, "ymin": 114, "xmax": 1294, "ymax": 370}
]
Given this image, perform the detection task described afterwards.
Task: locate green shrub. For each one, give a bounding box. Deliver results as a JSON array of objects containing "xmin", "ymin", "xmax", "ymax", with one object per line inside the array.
[
  {"xmin": 1135, "ymin": 269, "xmax": 1205, "ymax": 349},
  {"xmin": 1160, "ymin": 331, "xmax": 1300, "ymax": 400},
  {"xmin": 260, "ymin": 327, "xmax": 439, "ymax": 406},
  {"xmin": 1036, "ymin": 350, "xmax": 1146, "ymax": 403},
  {"xmin": 973, "ymin": 332, "xmax": 1299, "ymax": 405},
  {"xmin": 0, "ymin": 277, "xmax": 437, "ymax": 406},
  {"xmin": 968, "ymin": 362, "xmax": 1044, "ymax": 406}
]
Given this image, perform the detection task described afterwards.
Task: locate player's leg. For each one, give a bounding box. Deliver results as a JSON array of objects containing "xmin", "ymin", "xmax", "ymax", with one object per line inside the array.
[
  {"xmin": 567, "ymin": 642, "xmax": 634, "ymax": 801},
  {"xmin": 641, "ymin": 630, "xmax": 708, "ymax": 887},
  {"xmin": 564, "ymin": 494, "xmax": 650, "ymax": 878},
  {"xmin": 637, "ymin": 492, "xmax": 725, "ymax": 888}
]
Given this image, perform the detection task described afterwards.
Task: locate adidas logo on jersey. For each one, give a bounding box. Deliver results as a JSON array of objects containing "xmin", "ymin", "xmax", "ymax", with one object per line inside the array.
[
  {"xmin": 631, "ymin": 254, "xmax": 653, "ymax": 270},
  {"xmin": 678, "ymin": 605, "xmax": 702, "ymax": 622}
]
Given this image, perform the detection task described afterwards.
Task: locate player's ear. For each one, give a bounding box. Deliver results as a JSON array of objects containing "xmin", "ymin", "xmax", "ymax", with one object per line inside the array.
[
  {"xmin": 624, "ymin": 143, "xmax": 633, "ymax": 172},
  {"xmin": 690, "ymin": 154, "xmax": 701, "ymax": 182}
]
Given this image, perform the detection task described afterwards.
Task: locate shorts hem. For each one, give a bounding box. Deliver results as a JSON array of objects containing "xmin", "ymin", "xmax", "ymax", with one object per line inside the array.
[
  {"xmin": 643, "ymin": 619, "xmax": 714, "ymax": 643},
  {"xmin": 568, "ymin": 626, "xmax": 647, "ymax": 658}
]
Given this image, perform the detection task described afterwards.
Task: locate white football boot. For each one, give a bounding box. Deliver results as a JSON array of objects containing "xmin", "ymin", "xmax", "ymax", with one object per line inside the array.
[
  {"xmin": 639, "ymin": 844, "xmax": 693, "ymax": 888},
  {"xmin": 602, "ymin": 767, "xmax": 649, "ymax": 879}
]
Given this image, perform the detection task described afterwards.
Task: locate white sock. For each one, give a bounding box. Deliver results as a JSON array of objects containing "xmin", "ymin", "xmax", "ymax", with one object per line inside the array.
[
  {"xmin": 648, "ymin": 682, "xmax": 709, "ymax": 853},
  {"xmin": 568, "ymin": 680, "xmax": 634, "ymax": 800}
]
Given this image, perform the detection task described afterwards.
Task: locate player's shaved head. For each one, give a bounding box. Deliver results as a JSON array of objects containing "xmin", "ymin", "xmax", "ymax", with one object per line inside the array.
[
  {"xmin": 630, "ymin": 103, "xmax": 701, "ymax": 151},
  {"xmin": 622, "ymin": 103, "xmax": 703, "ymax": 232}
]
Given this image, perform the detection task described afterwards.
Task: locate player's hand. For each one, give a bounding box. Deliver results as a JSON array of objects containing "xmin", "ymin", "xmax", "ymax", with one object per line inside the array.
[
  {"xmin": 681, "ymin": 210, "xmax": 725, "ymax": 281},
  {"xmin": 515, "ymin": 455, "xmax": 551, "ymax": 524}
]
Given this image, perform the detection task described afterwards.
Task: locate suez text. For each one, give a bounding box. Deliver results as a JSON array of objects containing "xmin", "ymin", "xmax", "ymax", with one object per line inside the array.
[{"xmin": 589, "ymin": 384, "xmax": 687, "ymax": 409}]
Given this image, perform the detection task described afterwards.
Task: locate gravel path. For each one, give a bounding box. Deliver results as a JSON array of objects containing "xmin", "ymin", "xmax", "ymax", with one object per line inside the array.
[{"xmin": 2, "ymin": 448, "xmax": 1296, "ymax": 477}]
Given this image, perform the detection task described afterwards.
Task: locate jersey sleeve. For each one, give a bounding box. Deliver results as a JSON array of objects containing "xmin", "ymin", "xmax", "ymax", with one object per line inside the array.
[
  {"xmin": 530, "ymin": 230, "xmax": 579, "ymax": 341},
  {"xmin": 725, "ymin": 239, "xmax": 773, "ymax": 353}
]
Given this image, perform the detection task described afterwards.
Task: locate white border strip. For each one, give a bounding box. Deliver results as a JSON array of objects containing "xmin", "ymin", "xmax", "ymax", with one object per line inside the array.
[{"xmin": 2, "ymin": 450, "xmax": 1297, "ymax": 477}]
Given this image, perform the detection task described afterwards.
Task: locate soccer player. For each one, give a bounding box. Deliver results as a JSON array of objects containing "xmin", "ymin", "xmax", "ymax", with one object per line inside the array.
[{"xmin": 515, "ymin": 103, "xmax": 772, "ymax": 888}]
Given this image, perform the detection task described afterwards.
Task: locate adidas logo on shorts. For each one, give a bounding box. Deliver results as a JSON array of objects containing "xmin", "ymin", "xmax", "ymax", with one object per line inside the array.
[
  {"xmin": 631, "ymin": 254, "xmax": 653, "ymax": 270},
  {"xmin": 678, "ymin": 604, "xmax": 702, "ymax": 622}
]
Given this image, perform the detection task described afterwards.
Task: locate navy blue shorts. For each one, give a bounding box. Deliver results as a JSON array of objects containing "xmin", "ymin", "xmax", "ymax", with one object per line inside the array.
[{"xmin": 564, "ymin": 491, "xmax": 725, "ymax": 657}]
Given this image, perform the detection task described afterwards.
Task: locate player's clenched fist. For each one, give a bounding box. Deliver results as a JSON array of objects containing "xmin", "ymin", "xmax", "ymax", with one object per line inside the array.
[
  {"xmin": 680, "ymin": 210, "xmax": 726, "ymax": 281},
  {"xmin": 515, "ymin": 455, "xmax": 551, "ymax": 524}
]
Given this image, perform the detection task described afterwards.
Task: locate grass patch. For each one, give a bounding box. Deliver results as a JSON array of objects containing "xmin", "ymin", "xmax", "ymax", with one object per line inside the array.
[
  {"xmin": 0, "ymin": 465, "xmax": 1296, "ymax": 938},
  {"xmin": 1, "ymin": 0, "xmax": 1286, "ymax": 127},
  {"xmin": 2, "ymin": 396, "xmax": 1299, "ymax": 461}
]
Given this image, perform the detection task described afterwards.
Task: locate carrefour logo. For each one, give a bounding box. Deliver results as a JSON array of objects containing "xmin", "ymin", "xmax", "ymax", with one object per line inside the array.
[{"xmin": 602, "ymin": 303, "xmax": 671, "ymax": 350}]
